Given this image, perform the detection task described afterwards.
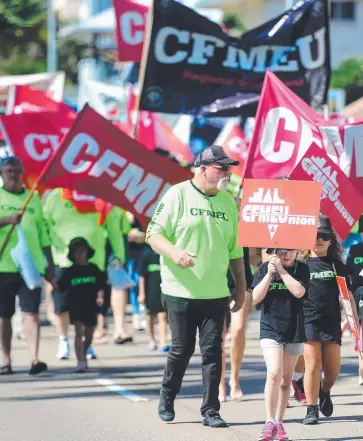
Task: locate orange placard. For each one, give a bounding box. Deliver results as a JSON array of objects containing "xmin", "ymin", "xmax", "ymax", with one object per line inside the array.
[
  {"xmin": 336, "ymin": 276, "xmax": 360, "ymax": 342},
  {"xmin": 238, "ymin": 179, "xmax": 321, "ymax": 249}
]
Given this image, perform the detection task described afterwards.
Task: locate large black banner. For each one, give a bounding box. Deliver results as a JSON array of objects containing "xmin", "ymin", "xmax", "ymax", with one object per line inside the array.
[{"xmin": 139, "ymin": 0, "xmax": 330, "ymax": 115}]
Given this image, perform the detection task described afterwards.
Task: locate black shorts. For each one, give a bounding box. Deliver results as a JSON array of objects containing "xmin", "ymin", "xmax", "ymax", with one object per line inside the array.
[
  {"xmin": 52, "ymin": 267, "xmax": 68, "ymax": 314},
  {"xmin": 305, "ymin": 323, "xmax": 342, "ymax": 346},
  {"xmin": 68, "ymin": 287, "xmax": 98, "ymax": 327},
  {"xmin": 145, "ymin": 290, "xmax": 165, "ymax": 314},
  {"xmin": 0, "ymin": 273, "xmax": 42, "ymax": 319},
  {"xmin": 69, "ymin": 303, "xmax": 98, "ymax": 327}
]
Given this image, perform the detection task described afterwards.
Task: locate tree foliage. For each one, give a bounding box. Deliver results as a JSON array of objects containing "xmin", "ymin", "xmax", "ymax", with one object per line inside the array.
[
  {"xmin": 331, "ymin": 58, "xmax": 363, "ymax": 89},
  {"xmin": 223, "ymin": 14, "xmax": 246, "ymax": 33},
  {"xmin": 0, "ymin": 0, "xmax": 46, "ymax": 58}
]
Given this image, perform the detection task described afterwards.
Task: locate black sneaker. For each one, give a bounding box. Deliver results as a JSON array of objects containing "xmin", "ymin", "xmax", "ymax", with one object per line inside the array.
[
  {"xmin": 202, "ymin": 411, "xmax": 228, "ymax": 428},
  {"xmin": 319, "ymin": 386, "xmax": 333, "ymax": 417},
  {"xmin": 303, "ymin": 405, "xmax": 319, "ymax": 425},
  {"xmin": 28, "ymin": 361, "xmax": 48, "ymax": 376},
  {"xmin": 158, "ymin": 390, "xmax": 175, "ymax": 422}
]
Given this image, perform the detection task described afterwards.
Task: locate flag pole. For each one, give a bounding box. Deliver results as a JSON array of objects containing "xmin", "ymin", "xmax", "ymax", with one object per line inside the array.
[
  {"xmin": 0, "ymin": 179, "xmax": 41, "ymax": 259},
  {"xmin": 132, "ymin": 0, "xmax": 154, "ymax": 139}
]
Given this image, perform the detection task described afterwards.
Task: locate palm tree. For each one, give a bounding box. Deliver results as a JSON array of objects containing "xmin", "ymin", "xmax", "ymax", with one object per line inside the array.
[{"xmin": 0, "ymin": 0, "xmax": 46, "ymax": 59}]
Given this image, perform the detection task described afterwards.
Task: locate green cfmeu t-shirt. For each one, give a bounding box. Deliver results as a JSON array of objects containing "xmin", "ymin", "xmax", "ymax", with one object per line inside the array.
[
  {"xmin": 0, "ymin": 187, "xmax": 51, "ymax": 274},
  {"xmin": 146, "ymin": 180, "xmax": 243, "ymax": 300},
  {"xmin": 43, "ymin": 188, "xmax": 130, "ymax": 270}
]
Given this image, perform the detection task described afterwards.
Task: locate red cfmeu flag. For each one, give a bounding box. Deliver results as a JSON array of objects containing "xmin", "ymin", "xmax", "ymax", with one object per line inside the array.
[
  {"xmin": 243, "ymin": 70, "xmax": 363, "ymax": 194},
  {"xmin": 214, "ymin": 121, "xmax": 248, "ymax": 176},
  {"xmin": 6, "ymin": 84, "xmax": 75, "ymax": 118},
  {"xmin": 290, "ymin": 142, "xmax": 363, "ymax": 240},
  {"xmin": 36, "ymin": 104, "xmax": 192, "ymax": 229},
  {"xmin": 0, "ymin": 111, "xmax": 74, "ymax": 192},
  {"xmin": 113, "ymin": 0, "xmax": 148, "ymax": 62}
]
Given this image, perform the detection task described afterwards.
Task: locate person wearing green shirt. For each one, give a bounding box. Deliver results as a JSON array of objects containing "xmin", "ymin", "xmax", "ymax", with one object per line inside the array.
[
  {"xmin": 0, "ymin": 156, "xmax": 55, "ymax": 376},
  {"xmin": 43, "ymin": 188, "xmax": 128, "ymax": 359},
  {"xmin": 146, "ymin": 145, "xmax": 246, "ymax": 428}
]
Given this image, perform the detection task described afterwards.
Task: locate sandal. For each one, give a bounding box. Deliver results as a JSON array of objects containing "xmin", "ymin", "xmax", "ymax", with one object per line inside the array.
[
  {"xmin": 114, "ymin": 336, "xmax": 133, "ymax": 345},
  {"xmin": 0, "ymin": 365, "xmax": 14, "ymax": 375}
]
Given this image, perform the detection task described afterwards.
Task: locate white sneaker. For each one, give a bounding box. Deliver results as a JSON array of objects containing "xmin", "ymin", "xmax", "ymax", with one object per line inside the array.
[
  {"xmin": 358, "ymin": 376, "xmax": 363, "ymax": 386},
  {"xmin": 57, "ymin": 340, "xmax": 70, "ymax": 360}
]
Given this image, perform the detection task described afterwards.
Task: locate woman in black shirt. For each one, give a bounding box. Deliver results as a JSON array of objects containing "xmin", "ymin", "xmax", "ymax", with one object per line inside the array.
[
  {"xmin": 301, "ymin": 215, "xmax": 359, "ymax": 425},
  {"xmin": 252, "ymin": 248, "xmax": 309, "ymax": 441}
]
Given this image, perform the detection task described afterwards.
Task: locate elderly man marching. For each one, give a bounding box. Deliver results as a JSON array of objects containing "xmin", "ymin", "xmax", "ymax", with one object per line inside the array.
[{"xmin": 146, "ymin": 145, "xmax": 246, "ymax": 428}]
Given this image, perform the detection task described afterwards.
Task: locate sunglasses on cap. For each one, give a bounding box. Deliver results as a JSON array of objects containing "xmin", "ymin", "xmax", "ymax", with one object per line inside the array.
[
  {"xmin": 208, "ymin": 164, "xmax": 231, "ymax": 172},
  {"xmin": 317, "ymin": 233, "xmax": 331, "ymax": 241}
]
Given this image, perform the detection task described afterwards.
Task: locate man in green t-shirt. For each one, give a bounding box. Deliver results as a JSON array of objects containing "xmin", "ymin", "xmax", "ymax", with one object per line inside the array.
[
  {"xmin": 0, "ymin": 157, "xmax": 55, "ymax": 375},
  {"xmin": 146, "ymin": 145, "xmax": 246, "ymax": 428}
]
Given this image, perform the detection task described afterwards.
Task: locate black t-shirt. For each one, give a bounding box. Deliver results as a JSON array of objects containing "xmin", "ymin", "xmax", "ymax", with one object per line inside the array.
[
  {"xmin": 137, "ymin": 247, "xmax": 162, "ymax": 304},
  {"xmin": 127, "ymin": 217, "xmax": 147, "ymax": 263},
  {"xmin": 57, "ymin": 263, "xmax": 104, "ymax": 304},
  {"xmin": 346, "ymin": 243, "xmax": 363, "ymax": 293},
  {"xmin": 304, "ymin": 257, "xmax": 351, "ymax": 330},
  {"xmin": 252, "ymin": 261, "xmax": 310, "ymax": 343}
]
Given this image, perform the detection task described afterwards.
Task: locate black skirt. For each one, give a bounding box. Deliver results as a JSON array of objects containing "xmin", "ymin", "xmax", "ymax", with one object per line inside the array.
[{"xmin": 305, "ymin": 323, "xmax": 342, "ymax": 346}]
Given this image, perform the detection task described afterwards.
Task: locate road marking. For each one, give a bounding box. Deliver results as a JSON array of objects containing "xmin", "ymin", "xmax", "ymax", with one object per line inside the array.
[{"xmin": 96, "ymin": 378, "xmax": 149, "ymax": 402}]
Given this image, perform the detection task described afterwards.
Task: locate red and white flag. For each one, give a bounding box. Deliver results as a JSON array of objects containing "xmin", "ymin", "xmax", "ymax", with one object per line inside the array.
[
  {"xmin": 290, "ymin": 142, "xmax": 363, "ymax": 239},
  {"xmin": 6, "ymin": 85, "xmax": 74, "ymax": 117},
  {"xmin": 0, "ymin": 71, "xmax": 65, "ymax": 111},
  {"xmin": 243, "ymin": 70, "xmax": 363, "ymax": 194},
  {"xmin": 35, "ymin": 105, "xmax": 192, "ymax": 228},
  {"xmin": 0, "ymin": 112, "xmax": 74, "ymax": 191},
  {"xmin": 113, "ymin": 0, "xmax": 148, "ymax": 62},
  {"xmin": 215, "ymin": 121, "xmax": 248, "ymax": 176}
]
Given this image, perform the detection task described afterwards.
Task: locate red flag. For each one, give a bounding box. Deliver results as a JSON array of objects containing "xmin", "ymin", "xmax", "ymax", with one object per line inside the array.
[
  {"xmin": 289, "ymin": 143, "xmax": 363, "ymax": 240},
  {"xmin": 214, "ymin": 121, "xmax": 248, "ymax": 176},
  {"xmin": 113, "ymin": 0, "xmax": 148, "ymax": 62},
  {"xmin": 0, "ymin": 111, "xmax": 74, "ymax": 191},
  {"xmin": 243, "ymin": 70, "xmax": 363, "ymax": 194},
  {"xmin": 36, "ymin": 105, "xmax": 192, "ymax": 229},
  {"xmin": 6, "ymin": 85, "xmax": 74, "ymax": 117},
  {"xmin": 136, "ymin": 111, "xmax": 156, "ymax": 151},
  {"xmin": 153, "ymin": 116, "xmax": 193, "ymax": 163}
]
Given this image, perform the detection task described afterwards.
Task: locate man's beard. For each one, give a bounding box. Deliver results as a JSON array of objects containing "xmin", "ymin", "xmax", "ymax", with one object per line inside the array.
[{"xmin": 216, "ymin": 177, "xmax": 229, "ymax": 191}]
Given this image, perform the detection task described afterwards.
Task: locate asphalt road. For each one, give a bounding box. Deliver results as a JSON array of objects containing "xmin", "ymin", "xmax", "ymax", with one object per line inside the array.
[{"xmin": 0, "ymin": 311, "xmax": 362, "ymax": 441}]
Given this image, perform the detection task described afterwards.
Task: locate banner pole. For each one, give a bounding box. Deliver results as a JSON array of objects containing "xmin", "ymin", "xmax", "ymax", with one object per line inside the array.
[
  {"xmin": 132, "ymin": 1, "xmax": 154, "ymax": 139},
  {"xmin": 0, "ymin": 180, "xmax": 40, "ymax": 260}
]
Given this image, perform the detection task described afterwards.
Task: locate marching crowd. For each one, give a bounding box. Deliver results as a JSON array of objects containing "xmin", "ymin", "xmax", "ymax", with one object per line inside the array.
[{"xmin": 1, "ymin": 146, "xmax": 363, "ymax": 441}]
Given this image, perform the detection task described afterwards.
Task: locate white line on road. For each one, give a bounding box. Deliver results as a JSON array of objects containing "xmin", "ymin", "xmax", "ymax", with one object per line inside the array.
[{"xmin": 96, "ymin": 378, "xmax": 149, "ymax": 402}]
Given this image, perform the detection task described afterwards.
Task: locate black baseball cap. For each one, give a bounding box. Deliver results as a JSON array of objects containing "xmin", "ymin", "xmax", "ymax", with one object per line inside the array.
[
  {"xmin": 0, "ymin": 156, "xmax": 24, "ymax": 171},
  {"xmin": 266, "ymin": 248, "xmax": 296, "ymax": 255},
  {"xmin": 67, "ymin": 237, "xmax": 95, "ymax": 262},
  {"xmin": 317, "ymin": 215, "xmax": 332, "ymax": 235},
  {"xmin": 194, "ymin": 145, "xmax": 240, "ymax": 167}
]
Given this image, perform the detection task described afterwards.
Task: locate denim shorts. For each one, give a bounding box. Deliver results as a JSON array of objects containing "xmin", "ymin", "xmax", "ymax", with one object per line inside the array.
[{"xmin": 260, "ymin": 338, "xmax": 304, "ymax": 356}]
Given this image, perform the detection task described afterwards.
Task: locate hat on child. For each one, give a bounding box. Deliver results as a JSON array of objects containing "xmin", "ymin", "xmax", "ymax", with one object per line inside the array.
[{"xmin": 67, "ymin": 237, "xmax": 95, "ymax": 262}]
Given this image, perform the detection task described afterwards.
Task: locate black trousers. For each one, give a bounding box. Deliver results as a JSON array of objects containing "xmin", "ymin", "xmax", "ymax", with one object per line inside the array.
[{"xmin": 161, "ymin": 295, "xmax": 228, "ymax": 416}]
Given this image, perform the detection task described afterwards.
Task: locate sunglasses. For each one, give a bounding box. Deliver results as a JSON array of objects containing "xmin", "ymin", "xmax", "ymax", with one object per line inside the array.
[
  {"xmin": 209, "ymin": 164, "xmax": 231, "ymax": 172},
  {"xmin": 317, "ymin": 233, "xmax": 331, "ymax": 241}
]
